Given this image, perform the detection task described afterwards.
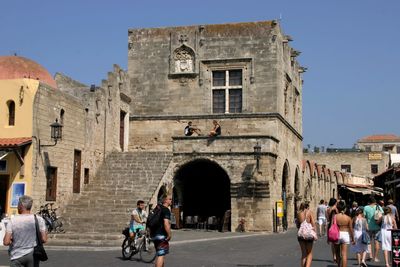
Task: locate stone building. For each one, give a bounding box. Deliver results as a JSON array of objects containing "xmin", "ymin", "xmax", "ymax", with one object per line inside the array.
[
  {"xmin": 304, "ymin": 150, "xmax": 390, "ymax": 179},
  {"xmin": 0, "ymin": 55, "xmax": 130, "ymax": 216},
  {"xmin": 1, "ymin": 20, "xmax": 337, "ymax": 244},
  {"xmin": 356, "ymin": 134, "xmax": 400, "ymax": 153},
  {"xmin": 127, "ymin": 20, "xmax": 306, "ymax": 231}
]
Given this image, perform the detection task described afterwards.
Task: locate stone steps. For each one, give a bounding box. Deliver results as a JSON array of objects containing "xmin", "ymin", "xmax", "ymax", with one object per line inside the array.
[{"xmin": 49, "ymin": 151, "xmax": 172, "ymax": 246}]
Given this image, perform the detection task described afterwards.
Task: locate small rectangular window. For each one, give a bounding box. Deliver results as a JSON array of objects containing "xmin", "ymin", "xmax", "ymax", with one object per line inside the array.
[
  {"xmin": 365, "ymin": 146, "xmax": 371, "ymax": 152},
  {"xmin": 371, "ymin": 164, "xmax": 378, "ymax": 174},
  {"xmin": 341, "ymin": 164, "xmax": 351, "ymax": 173},
  {"xmin": 229, "ymin": 89, "xmax": 242, "ymax": 113},
  {"xmin": 212, "ymin": 90, "xmax": 225, "ymax": 113},
  {"xmin": 229, "ymin": 70, "xmax": 242, "ymax": 86},
  {"xmin": 397, "ymin": 146, "xmax": 400, "ymax": 154},
  {"xmin": 212, "ymin": 71, "xmax": 225, "ymax": 86}
]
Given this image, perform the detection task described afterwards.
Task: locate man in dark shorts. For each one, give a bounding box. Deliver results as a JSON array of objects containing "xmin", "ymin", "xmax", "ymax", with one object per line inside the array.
[{"xmin": 152, "ymin": 194, "xmax": 172, "ymax": 267}]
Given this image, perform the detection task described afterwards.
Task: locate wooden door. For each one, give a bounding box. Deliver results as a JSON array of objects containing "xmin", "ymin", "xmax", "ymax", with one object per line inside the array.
[
  {"xmin": 119, "ymin": 111, "xmax": 126, "ymax": 151},
  {"xmin": 0, "ymin": 175, "xmax": 9, "ymax": 216},
  {"xmin": 46, "ymin": 167, "xmax": 57, "ymax": 201},
  {"xmin": 73, "ymin": 150, "xmax": 81, "ymax": 193}
]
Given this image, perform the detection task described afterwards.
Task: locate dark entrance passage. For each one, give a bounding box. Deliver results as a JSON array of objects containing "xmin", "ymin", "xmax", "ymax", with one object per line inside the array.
[
  {"xmin": 173, "ymin": 159, "xmax": 231, "ymax": 231},
  {"xmin": 0, "ymin": 175, "xmax": 9, "ymax": 218}
]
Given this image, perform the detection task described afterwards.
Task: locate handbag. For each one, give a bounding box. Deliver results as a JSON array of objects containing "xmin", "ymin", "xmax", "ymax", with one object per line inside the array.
[
  {"xmin": 33, "ymin": 215, "xmax": 48, "ymax": 262},
  {"xmin": 328, "ymin": 214, "xmax": 340, "ymax": 243},
  {"xmin": 361, "ymin": 219, "xmax": 370, "ymax": 244},
  {"xmin": 297, "ymin": 211, "xmax": 317, "ymax": 241}
]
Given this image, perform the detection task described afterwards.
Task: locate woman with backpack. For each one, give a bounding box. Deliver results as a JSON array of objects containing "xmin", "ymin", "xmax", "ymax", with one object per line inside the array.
[
  {"xmin": 381, "ymin": 206, "xmax": 397, "ymax": 267},
  {"xmin": 351, "ymin": 208, "xmax": 368, "ymax": 267},
  {"xmin": 296, "ymin": 201, "xmax": 317, "ymax": 267}
]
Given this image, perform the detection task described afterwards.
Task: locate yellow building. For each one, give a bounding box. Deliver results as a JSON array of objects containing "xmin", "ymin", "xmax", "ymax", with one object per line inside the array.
[{"xmin": 0, "ymin": 56, "xmax": 57, "ymax": 216}]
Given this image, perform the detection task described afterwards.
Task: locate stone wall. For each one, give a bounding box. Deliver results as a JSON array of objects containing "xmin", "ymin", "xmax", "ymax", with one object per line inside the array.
[
  {"xmin": 31, "ymin": 66, "xmax": 131, "ymax": 210},
  {"xmin": 304, "ymin": 151, "xmax": 390, "ymax": 178}
]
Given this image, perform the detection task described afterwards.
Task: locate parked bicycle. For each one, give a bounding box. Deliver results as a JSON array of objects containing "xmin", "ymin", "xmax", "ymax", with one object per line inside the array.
[
  {"xmin": 37, "ymin": 203, "xmax": 65, "ymax": 233},
  {"xmin": 121, "ymin": 227, "xmax": 156, "ymax": 263}
]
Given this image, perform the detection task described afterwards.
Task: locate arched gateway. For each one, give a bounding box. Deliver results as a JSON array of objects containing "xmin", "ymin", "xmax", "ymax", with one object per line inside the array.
[{"xmin": 173, "ymin": 159, "xmax": 231, "ymax": 231}]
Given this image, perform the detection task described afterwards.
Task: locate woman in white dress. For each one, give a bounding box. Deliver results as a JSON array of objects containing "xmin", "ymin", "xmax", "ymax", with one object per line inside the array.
[
  {"xmin": 381, "ymin": 206, "xmax": 397, "ymax": 267},
  {"xmin": 351, "ymin": 209, "xmax": 368, "ymax": 267}
]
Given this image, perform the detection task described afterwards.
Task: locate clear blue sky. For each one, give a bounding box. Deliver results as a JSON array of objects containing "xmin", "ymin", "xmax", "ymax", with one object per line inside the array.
[{"xmin": 1, "ymin": 0, "xmax": 399, "ymax": 148}]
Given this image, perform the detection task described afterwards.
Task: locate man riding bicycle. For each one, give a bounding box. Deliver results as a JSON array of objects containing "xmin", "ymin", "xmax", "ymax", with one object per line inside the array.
[{"xmin": 130, "ymin": 200, "xmax": 148, "ymax": 244}]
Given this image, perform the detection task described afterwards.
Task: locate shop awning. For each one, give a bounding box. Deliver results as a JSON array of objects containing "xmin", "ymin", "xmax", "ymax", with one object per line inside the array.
[
  {"xmin": 0, "ymin": 137, "xmax": 32, "ymax": 149},
  {"xmin": 346, "ymin": 186, "xmax": 383, "ymax": 196}
]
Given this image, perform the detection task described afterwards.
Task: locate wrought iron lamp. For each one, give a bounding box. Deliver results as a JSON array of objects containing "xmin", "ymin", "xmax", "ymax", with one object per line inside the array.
[
  {"xmin": 253, "ymin": 143, "xmax": 261, "ymax": 172},
  {"xmin": 38, "ymin": 119, "xmax": 63, "ymax": 152}
]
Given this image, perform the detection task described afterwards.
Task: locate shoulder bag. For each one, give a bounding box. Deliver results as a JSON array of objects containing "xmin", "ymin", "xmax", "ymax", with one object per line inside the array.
[
  {"xmin": 297, "ymin": 211, "xmax": 317, "ymax": 241},
  {"xmin": 361, "ymin": 219, "xmax": 370, "ymax": 244},
  {"xmin": 328, "ymin": 214, "xmax": 340, "ymax": 243},
  {"xmin": 33, "ymin": 215, "xmax": 48, "ymax": 262}
]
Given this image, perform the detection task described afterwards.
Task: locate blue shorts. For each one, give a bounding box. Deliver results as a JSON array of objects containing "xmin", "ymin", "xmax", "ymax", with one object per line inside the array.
[
  {"xmin": 129, "ymin": 223, "xmax": 145, "ymax": 234},
  {"xmin": 153, "ymin": 235, "xmax": 169, "ymax": 256}
]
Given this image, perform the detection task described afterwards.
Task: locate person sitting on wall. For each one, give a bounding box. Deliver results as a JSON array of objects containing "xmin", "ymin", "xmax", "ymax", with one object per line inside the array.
[
  {"xmin": 184, "ymin": 121, "xmax": 201, "ymax": 136},
  {"xmin": 209, "ymin": 120, "xmax": 221, "ymax": 137}
]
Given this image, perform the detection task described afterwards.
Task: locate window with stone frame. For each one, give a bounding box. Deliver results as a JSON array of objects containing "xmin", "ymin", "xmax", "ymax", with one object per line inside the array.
[
  {"xmin": 371, "ymin": 164, "xmax": 378, "ymax": 174},
  {"xmin": 212, "ymin": 69, "xmax": 242, "ymax": 113},
  {"xmin": 341, "ymin": 164, "xmax": 351, "ymax": 173}
]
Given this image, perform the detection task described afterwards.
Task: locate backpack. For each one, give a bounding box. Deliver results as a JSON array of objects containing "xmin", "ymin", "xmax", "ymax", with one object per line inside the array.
[
  {"xmin": 328, "ymin": 215, "xmax": 340, "ymax": 243},
  {"xmin": 374, "ymin": 205, "xmax": 383, "ymax": 223},
  {"xmin": 146, "ymin": 204, "xmax": 162, "ymax": 231}
]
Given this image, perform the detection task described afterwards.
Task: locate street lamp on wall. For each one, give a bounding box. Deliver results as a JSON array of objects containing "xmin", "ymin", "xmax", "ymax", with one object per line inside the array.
[
  {"xmin": 38, "ymin": 119, "xmax": 63, "ymax": 152},
  {"xmin": 254, "ymin": 143, "xmax": 261, "ymax": 173}
]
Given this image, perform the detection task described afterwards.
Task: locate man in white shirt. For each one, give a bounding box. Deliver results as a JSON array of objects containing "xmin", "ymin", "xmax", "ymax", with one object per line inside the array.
[{"xmin": 3, "ymin": 195, "xmax": 47, "ymax": 267}]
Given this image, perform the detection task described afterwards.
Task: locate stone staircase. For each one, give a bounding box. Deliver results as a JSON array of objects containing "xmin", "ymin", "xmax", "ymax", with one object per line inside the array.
[{"xmin": 48, "ymin": 151, "xmax": 172, "ymax": 246}]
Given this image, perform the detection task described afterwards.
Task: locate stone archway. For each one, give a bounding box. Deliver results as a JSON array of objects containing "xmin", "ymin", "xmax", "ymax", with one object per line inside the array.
[
  {"xmin": 281, "ymin": 160, "xmax": 290, "ymax": 230},
  {"xmin": 173, "ymin": 158, "xmax": 231, "ymax": 231},
  {"xmin": 294, "ymin": 167, "xmax": 300, "ymax": 219}
]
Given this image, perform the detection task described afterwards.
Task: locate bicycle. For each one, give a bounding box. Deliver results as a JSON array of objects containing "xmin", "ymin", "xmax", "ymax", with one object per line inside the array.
[{"xmin": 121, "ymin": 227, "xmax": 156, "ymax": 263}]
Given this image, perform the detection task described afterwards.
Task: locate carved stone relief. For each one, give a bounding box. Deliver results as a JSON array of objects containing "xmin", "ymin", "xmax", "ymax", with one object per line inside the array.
[{"xmin": 173, "ymin": 46, "xmax": 194, "ymax": 73}]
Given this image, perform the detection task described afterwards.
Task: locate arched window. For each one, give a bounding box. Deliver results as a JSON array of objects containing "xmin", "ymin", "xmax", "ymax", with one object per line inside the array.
[
  {"xmin": 60, "ymin": 109, "xmax": 65, "ymax": 125},
  {"xmin": 7, "ymin": 100, "xmax": 15, "ymax": 126}
]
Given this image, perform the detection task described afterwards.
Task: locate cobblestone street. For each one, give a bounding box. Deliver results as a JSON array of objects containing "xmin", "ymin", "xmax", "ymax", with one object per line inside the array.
[{"xmin": 0, "ymin": 229, "xmax": 390, "ymax": 267}]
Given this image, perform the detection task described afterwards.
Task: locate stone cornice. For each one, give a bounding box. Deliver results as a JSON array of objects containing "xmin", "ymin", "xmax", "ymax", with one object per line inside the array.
[
  {"xmin": 172, "ymin": 135, "xmax": 280, "ymax": 143},
  {"xmin": 130, "ymin": 113, "xmax": 303, "ymax": 140},
  {"xmin": 172, "ymin": 151, "xmax": 278, "ymax": 158}
]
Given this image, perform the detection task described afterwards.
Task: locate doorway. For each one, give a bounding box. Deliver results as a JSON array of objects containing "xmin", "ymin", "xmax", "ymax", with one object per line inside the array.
[
  {"xmin": 73, "ymin": 150, "xmax": 81, "ymax": 193},
  {"xmin": 0, "ymin": 175, "xmax": 9, "ymax": 217},
  {"xmin": 173, "ymin": 159, "xmax": 231, "ymax": 230}
]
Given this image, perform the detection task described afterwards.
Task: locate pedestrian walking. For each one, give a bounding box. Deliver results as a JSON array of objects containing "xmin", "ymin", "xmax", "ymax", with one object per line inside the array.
[
  {"xmin": 387, "ymin": 199, "xmax": 399, "ymax": 225},
  {"xmin": 3, "ymin": 195, "xmax": 48, "ymax": 267},
  {"xmin": 296, "ymin": 201, "xmax": 316, "ymax": 267},
  {"xmin": 316, "ymin": 199, "xmax": 327, "ymax": 237},
  {"xmin": 334, "ymin": 200, "xmax": 355, "ymax": 267},
  {"xmin": 327, "ymin": 198, "xmax": 338, "ymax": 263},
  {"xmin": 351, "ymin": 208, "xmax": 368, "ymax": 267},
  {"xmin": 381, "ymin": 206, "xmax": 397, "ymax": 267},
  {"xmin": 363, "ymin": 196, "xmax": 383, "ymax": 262},
  {"xmin": 349, "ymin": 201, "xmax": 359, "ymax": 218},
  {"xmin": 151, "ymin": 194, "xmax": 172, "ymax": 267}
]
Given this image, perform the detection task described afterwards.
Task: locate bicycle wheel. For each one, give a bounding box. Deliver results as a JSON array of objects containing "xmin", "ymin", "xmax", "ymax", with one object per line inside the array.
[
  {"xmin": 121, "ymin": 238, "xmax": 134, "ymax": 260},
  {"xmin": 139, "ymin": 237, "xmax": 156, "ymax": 263}
]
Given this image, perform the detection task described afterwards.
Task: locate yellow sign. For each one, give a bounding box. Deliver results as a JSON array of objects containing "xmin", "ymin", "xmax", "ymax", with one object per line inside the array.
[
  {"xmin": 368, "ymin": 153, "xmax": 382, "ymax": 160},
  {"xmin": 276, "ymin": 201, "xmax": 284, "ymax": 218}
]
